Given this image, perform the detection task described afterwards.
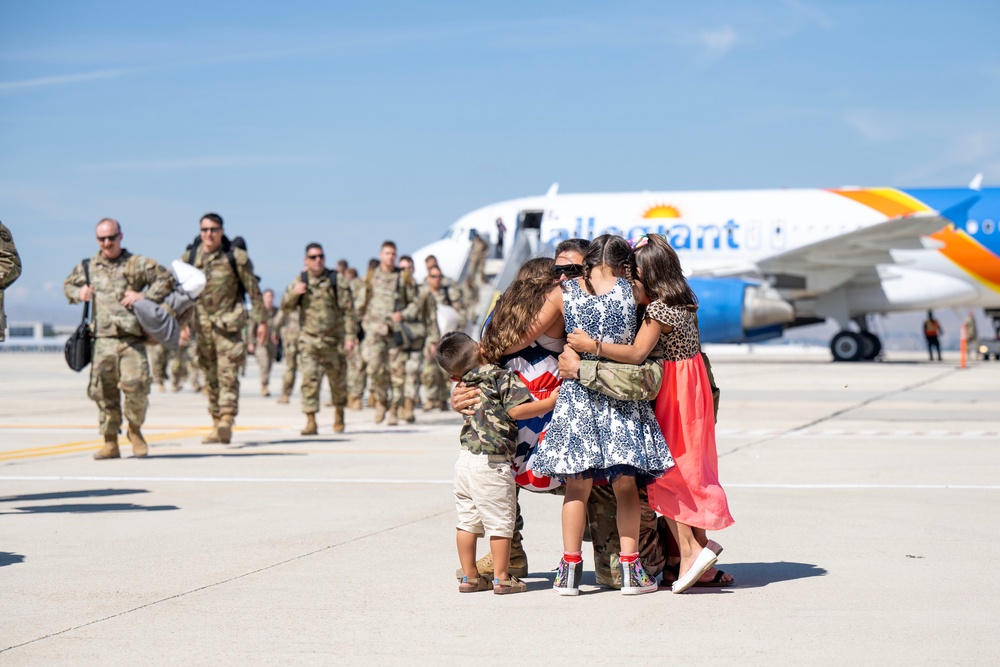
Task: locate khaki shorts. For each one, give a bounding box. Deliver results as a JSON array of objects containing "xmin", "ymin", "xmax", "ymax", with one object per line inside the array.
[{"xmin": 454, "ymin": 449, "xmax": 516, "ymax": 538}]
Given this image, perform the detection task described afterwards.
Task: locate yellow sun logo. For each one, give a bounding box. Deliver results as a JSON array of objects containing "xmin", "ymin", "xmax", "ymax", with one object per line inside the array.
[{"xmin": 642, "ymin": 204, "xmax": 681, "ymax": 219}]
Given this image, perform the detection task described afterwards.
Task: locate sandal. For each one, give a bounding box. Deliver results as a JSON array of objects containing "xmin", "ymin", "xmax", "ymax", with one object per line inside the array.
[
  {"xmin": 459, "ymin": 576, "xmax": 492, "ymax": 593},
  {"xmin": 493, "ymin": 576, "xmax": 527, "ymax": 595}
]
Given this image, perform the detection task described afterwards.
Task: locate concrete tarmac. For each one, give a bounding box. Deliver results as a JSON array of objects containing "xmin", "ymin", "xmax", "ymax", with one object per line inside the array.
[{"xmin": 1, "ymin": 351, "xmax": 998, "ymax": 665}]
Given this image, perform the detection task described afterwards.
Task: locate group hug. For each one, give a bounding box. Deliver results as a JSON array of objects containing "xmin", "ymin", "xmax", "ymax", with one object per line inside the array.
[{"xmin": 436, "ymin": 233, "xmax": 735, "ymax": 596}]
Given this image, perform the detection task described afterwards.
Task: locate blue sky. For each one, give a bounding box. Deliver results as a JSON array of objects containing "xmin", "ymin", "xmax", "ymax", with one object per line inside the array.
[{"xmin": 3, "ymin": 0, "xmax": 1000, "ymax": 323}]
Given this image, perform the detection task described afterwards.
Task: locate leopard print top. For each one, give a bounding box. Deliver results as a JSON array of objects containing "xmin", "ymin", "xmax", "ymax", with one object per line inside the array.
[{"xmin": 645, "ymin": 301, "xmax": 701, "ymax": 361}]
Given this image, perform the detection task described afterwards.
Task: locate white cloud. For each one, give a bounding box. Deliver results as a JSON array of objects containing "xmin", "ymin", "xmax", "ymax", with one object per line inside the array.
[
  {"xmin": 0, "ymin": 68, "xmax": 135, "ymax": 92},
  {"xmin": 694, "ymin": 26, "xmax": 738, "ymax": 59}
]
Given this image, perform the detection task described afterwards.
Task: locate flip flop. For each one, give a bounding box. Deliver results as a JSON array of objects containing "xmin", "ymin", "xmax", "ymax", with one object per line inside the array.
[{"xmin": 693, "ymin": 569, "xmax": 734, "ymax": 588}]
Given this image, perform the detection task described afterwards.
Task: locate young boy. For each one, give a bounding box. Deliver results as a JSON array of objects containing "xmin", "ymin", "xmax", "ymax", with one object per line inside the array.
[{"xmin": 436, "ymin": 332, "xmax": 559, "ymax": 595}]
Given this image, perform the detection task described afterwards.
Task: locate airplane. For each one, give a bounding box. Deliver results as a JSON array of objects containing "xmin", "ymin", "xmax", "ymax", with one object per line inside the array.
[{"xmin": 412, "ymin": 179, "xmax": 1000, "ymax": 361}]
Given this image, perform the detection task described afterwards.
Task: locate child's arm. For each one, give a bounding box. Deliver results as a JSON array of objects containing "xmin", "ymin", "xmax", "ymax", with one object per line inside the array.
[
  {"xmin": 507, "ymin": 387, "xmax": 560, "ymax": 420},
  {"xmin": 566, "ymin": 317, "xmax": 669, "ymax": 364}
]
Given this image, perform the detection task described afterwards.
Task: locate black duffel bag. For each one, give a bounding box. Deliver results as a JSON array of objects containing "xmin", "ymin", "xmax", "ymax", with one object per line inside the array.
[{"xmin": 65, "ymin": 259, "xmax": 94, "ymax": 372}]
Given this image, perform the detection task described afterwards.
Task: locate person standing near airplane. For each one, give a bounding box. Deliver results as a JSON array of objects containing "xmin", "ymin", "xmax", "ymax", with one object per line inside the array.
[
  {"xmin": 422, "ymin": 261, "xmax": 465, "ymax": 410},
  {"xmin": 281, "ymin": 243, "xmax": 357, "ymax": 435},
  {"xmin": 0, "ymin": 221, "xmax": 22, "ymax": 342},
  {"xmin": 359, "ymin": 241, "xmax": 419, "ymax": 425},
  {"xmin": 250, "ymin": 288, "xmax": 281, "ymax": 397},
  {"xmin": 924, "ymin": 311, "xmax": 943, "ymax": 361},
  {"xmin": 963, "ymin": 310, "xmax": 978, "ymax": 352},
  {"xmin": 182, "ymin": 213, "xmax": 267, "ymax": 444},
  {"xmin": 398, "ymin": 255, "xmax": 439, "ymax": 423},
  {"xmin": 347, "ymin": 259, "xmax": 378, "ymax": 409},
  {"xmin": 64, "ymin": 218, "xmax": 174, "ymax": 459},
  {"xmin": 468, "ymin": 230, "xmax": 489, "ymax": 287},
  {"xmin": 494, "ymin": 217, "xmax": 507, "ymax": 258}
]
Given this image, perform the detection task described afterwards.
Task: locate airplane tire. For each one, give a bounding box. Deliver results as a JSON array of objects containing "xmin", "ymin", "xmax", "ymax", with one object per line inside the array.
[
  {"xmin": 830, "ymin": 331, "xmax": 864, "ymax": 362},
  {"xmin": 860, "ymin": 332, "xmax": 882, "ymax": 360}
]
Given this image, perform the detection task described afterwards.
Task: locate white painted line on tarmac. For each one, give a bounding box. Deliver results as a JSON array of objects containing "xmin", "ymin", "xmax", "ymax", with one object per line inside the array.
[{"xmin": 0, "ymin": 476, "xmax": 998, "ymax": 490}]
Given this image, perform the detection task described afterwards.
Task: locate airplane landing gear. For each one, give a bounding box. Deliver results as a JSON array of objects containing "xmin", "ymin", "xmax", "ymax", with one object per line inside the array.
[
  {"xmin": 830, "ymin": 330, "xmax": 883, "ymax": 362},
  {"xmin": 830, "ymin": 331, "xmax": 863, "ymax": 362}
]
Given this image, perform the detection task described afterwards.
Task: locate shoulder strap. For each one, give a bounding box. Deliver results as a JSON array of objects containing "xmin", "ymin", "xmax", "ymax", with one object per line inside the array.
[
  {"xmin": 82, "ymin": 258, "xmax": 90, "ymax": 285},
  {"xmin": 81, "ymin": 259, "xmax": 91, "ymax": 323},
  {"xmin": 185, "ymin": 237, "xmax": 201, "ymax": 265}
]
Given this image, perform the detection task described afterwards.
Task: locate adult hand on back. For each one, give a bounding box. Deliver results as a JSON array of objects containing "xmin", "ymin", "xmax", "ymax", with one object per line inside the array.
[
  {"xmin": 450, "ymin": 382, "xmax": 480, "ymax": 416},
  {"xmin": 558, "ymin": 347, "xmax": 582, "ymax": 379}
]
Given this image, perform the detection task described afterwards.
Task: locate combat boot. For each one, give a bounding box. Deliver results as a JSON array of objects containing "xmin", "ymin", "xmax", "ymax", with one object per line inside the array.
[
  {"xmin": 373, "ymin": 401, "xmax": 387, "ymax": 424},
  {"xmin": 387, "ymin": 405, "xmax": 399, "ymax": 426},
  {"xmin": 261, "ymin": 384, "xmax": 271, "ymax": 397},
  {"xmin": 218, "ymin": 417, "xmax": 234, "ymax": 444},
  {"xmin": 508, "ymin": 532, "xmax": 529, "ymax": 578},
  {"xmin": 276, "ymin": 393, "xmax": 290, "ymax": 404},
  {"xmin": 93, "ymin": 434, "xmax": 120, "ymax": 460},
  {"xmin": 301, "ymin": 413, "xmax": 318, "ymax": 436},
  {"xmin": 422, "ymin": 399, "xmax": 439, "ymax": 412},
  {"xmin": 333, "ymin": 407, "xmax": 345, "ymax": 433},
  {"xmin": 202, "ymin": 417, "xmax": 221, "ymax": 444},
  {"xmin": 157, "ymin": 381, "xmax": 166, "ymax": 392},
  {"xmin": 127, "ymin": 425, "xmax": 149, "ymax": 458},
  {"xmin": 347, "ymin": 395, "xmax": 362, "ymax": 411},
  {"xmin": 402, "ymin": 398, "xmax": 416, "ymax": 423},
  {"xmin": 324, "ymin": 398, "xmax": 334, "ymax": 407}
]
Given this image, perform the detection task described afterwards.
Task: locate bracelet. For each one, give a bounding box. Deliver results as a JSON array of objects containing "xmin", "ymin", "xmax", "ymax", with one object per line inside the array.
[{"xmin": 596, "ymin": 340, "xmax": 603, "ymax": 357}]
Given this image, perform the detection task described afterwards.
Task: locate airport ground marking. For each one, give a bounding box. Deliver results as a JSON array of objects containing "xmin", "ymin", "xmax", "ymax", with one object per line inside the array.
[
  {"xmin": 1, "ymin": 475, "xmax": 998, "ymax": 490},
  {"xmin": 0, "ymin": 430, "xmax": 206, "ymax": 462}
]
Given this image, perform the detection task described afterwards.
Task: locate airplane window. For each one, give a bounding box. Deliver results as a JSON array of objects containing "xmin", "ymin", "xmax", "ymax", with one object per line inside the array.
[
  {"xmin": 967, "ymin": 220, "xmax": 979, "ymax": 234},
  {"xmin": 983, "ymin": 219, "xmax": 995, "ymax": 234}
]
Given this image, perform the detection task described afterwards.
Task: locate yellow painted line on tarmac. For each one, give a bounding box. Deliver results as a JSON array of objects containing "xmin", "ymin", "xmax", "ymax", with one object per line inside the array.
[
  {"xmin": 0, "ymin": 424, "xmax": 285, "ymax": 431},
  {"xmin": 0, "ymin": 429, "xmax": 206, "ymax": 462}
]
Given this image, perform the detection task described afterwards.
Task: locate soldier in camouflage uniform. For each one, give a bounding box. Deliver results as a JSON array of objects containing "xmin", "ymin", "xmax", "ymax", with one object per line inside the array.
[
  {"xmin": 359, "ymin": 241, "xmax": 419, "ymax": 425},
  {"xmin": 275, "ymin": 306, "xmax": 300, "ymax": 403},
  {"xmin": 148, "ymin": 344, "xmax": 169, "ymax": 391},
  {"xmin": 346, "ymin": 263, "xmax": 374, "ymax": 409},
  {"xmin": 398, "ymin": 256, "xmax": 440, "ymax": 422},
  {"xmin": 421, "ymin": 263, "xmax": 464, "ymax": 410},
  {"xmin": 64, "ymin": 218, "xmax": 174, "ymax": 459},
  {"xmin": 0, "ymin": 222, "xmax": 22, "ymax": 342},
  {"xmin": 468, "ymin": 230, "xmax": 490, "ymax": 287},
  {"xmin": 251, "ymin": 289, "xmax": 280, "ymax": 397},
  {"xmin": 182, "ymin": 213, "xmax": 266, "ymax": 444},
  {"xmin": 170, "ymin": 337, "xmax": 202, "ymax": 392},
  {"xmin": 281, "ymin": 243, "xmax": 357, "ymax": 434}
]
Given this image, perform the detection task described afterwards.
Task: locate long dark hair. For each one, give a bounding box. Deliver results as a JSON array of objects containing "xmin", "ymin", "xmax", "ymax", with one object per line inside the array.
[
  {"xmin": 633, "ymin": 234, "xmax": 697, "ymax": 307},
  {"xmin": 580, "ymin": 234, "xmax": 633, "ymax": 295}
]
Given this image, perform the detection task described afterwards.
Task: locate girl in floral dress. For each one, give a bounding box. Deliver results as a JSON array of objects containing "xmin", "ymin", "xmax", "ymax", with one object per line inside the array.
[
  {"xmin": 527, "ymin": 235, "xmax": 674, "ymax": 596},
  {"xmin": 567, "ymin": 233, "xmax": 734, "ymax": 593}
]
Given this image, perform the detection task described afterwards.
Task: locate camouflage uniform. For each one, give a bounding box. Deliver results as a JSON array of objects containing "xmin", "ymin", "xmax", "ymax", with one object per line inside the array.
[
  {"xmin": 0, "ymin": 223, "xmax": 22, "ymax": 341},
  {"xmin": 403, "ymin": 283, "xmax": 441, "ymax": 406},
  {"xmin": 468, "ymin": 234, "xmax": 490, "ymax": 287},
  {"xmin": 254, "ymin": 304, "xmax": 280, "ymax": 392},
  {"xmin": 421, "ymin": 280, "xmax": 465, "ymax": 407},
  {"xmin": 148, "ymin": 344, "xmax": 169, "ymax": 389},
  {"xmin": 359, "ymin": 268, "xmax": 418, "ymax": 414},
  {"xmin": 346, "ymin": 275, "xmax": 367, "ymax": 404},
  {"xmin": 276, "ymin": 309, "xmax": 300, "ymax": 399},
  {"xmin": 577, "ymin": 356, "xmax": 667, "ymax": 587},
  {"xmin": 280, "ymin": 270, "xmax": 357, "ymax": 415},
  {"xmin": 458, "ymin": 364, "xmax": 531, "ymax": 456},
  {"xmin": 183, "ymin": 243, "xmax": 265, "ymax": 423},
  {"xmin": 64, "ymin": 250, "xmax": 174, "ymax": 436},
  {"xmin": 170, "ymin": 337, "xmax": 202, "ymax": 391}
]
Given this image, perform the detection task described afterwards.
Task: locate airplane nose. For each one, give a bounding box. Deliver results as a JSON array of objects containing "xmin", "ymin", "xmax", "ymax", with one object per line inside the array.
[{"xmin": 742, "ymin": 284, "xmax": 795, "ymax": 329}]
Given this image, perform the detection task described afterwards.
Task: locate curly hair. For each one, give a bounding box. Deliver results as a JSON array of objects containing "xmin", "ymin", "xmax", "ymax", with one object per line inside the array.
[
  {"xmin": 581, "ymin": 234, "xmax": 634, "ymax": 295},
  {"xmin": 633, "ymin": 233, "xmax": 697, "ymax": 307},
  {"xmin": 480, "ymin": 257, "xmax": 557, "ymax": 363}
]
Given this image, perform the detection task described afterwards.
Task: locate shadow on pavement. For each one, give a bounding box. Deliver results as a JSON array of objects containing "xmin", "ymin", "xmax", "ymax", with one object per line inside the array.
[
  {"xmin": 236, "ymin": 439, "xmax": 345, "ymax": 447},
  {"xmin": 2, "ymin": 503, "xmax": 179, "ymax": 514},
  {"xmin": 0, "ymin": 552, "xmax": 26, "ymax": 567},
  {"xmin": 725, "ymin": 561, "xmax": 827, "ymax": 587},
  {"xmin": 0, "ymin": 488, "xmax": 147, "ymax": 503}
]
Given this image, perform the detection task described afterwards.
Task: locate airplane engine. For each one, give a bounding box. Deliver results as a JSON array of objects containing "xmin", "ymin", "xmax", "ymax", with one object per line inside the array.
[{"xmin": 689, "ymin": 278, "xmax": 795, "ymax": 344}]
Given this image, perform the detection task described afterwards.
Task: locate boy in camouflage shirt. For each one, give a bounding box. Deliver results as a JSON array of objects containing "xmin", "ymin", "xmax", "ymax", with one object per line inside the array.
[{"xmin": 436, "ymin": 332, "xmax": 558, "ymax": 595}]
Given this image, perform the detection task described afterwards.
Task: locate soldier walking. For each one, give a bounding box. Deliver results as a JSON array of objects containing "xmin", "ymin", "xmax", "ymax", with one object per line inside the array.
[
  {"xmin": 399, "ymin": 256, "xmax": 440, "ymax": 422},
  {"xmin": 182, "ymin": 213, "xmax": 267, "ymax": 444},
  {"xmin": 468, "ymin": 230, "xmax": 489, "ymax": 287},
  {"xmin": 0, "ymin": 221, "xmax": 21, "ymax": 342},
  {"xmin": 359, "ymin": 241, "xmax": 419, "ymax": 425},
  {"xmin": 421, "ymin": 263, "xmax": 464, "ymax": 410},
  {"xmin": 275, "ymin": 306, "xmax": 300, "ymax": 403},
  {"xmin": 170, "ymin": 338, "xmax": 202, "ymax": 392},
  {"xmin": 280, "ymin": 243, "xmax": 357, "ymax": 435},
  {"xmin": 347, "ymin": 261, "xmax": 376, "ymax": 409},
  {"xmin": 64, "ymin": 218, "xmax": 173, "ymax": 459},
  {"xmin": 251, "ymin": 288, "xmax": 280, "ymax": 396},
  {"xmin": 148, "ymin": 345, "xmax": 169, "ymax": 391}
]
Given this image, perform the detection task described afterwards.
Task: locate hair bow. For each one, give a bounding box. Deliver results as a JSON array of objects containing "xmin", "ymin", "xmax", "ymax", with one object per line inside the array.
[{"xmin": 628, "ymin": 234, "xmax": 649, "ymax": 250}]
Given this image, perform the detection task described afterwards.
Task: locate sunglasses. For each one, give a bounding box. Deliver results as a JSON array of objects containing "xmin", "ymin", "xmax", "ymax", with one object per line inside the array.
[
  {"xmin": 428, "ymin": 273, "xmax": 442, "ymax": 278},
  {"xmin": 97, "ymin": 233, "xmax": 120, "ymax": 242},
  {"xmin": 552, "ymin": 264, "xmax": 583, "ymax": 278},
  {"xmin": 307, "ymin": 254, "xmax": 325, "ymax": 260},
  {"xmin": 200, "ymin": 226, "xmax": 222, "ymax": 233}
]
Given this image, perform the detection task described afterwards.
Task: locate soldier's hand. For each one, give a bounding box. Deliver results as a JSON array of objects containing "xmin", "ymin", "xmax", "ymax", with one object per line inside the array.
[
  {"xmin": 390, "ymin": 311, "xmax": 403, "ymax": 323},
  {"xmin": 256, "ymin": 325, "xmax": 268, "ymax": 345},
  {"xmin": 120, "ymin": 290, "xmax": 145, "ymax": 308},
  {"xmin": 79, "ymin": 285, "xmax": 94, "ymax": 302},
  {"xmin": 344, "ymin": 339, "xmax": 357, "ymax": 353},
  {"xmin": 451, "ymin": 382, "xmax": 480, "ymax": 416},
  {"xmin": 179, "ymin": 326, "xmax": 191, "ymax": 345},
  {"xmin": 293, "ymin": 281, "xmax": 307, "ymax": 296},
  {"xmin": 558, "ymin": 347, "xmax": 582, "ymax": 379}
]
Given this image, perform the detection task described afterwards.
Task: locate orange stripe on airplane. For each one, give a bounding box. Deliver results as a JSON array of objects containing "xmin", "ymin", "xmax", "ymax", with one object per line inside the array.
[
  {"xmin": 931, "ymin": 225, "xmax": 1000, "ymax": 291},
  {"xmin": 828, "ymin": 188, "xmax": 930, "ymax": 218}
]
